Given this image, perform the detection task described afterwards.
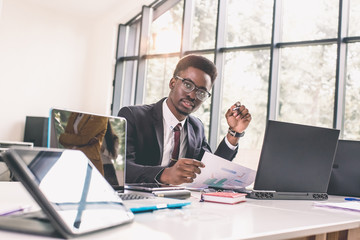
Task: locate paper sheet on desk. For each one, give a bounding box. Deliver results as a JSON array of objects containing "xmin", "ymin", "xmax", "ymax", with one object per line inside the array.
[
  {"xmin": 314, "ymin": 201, "xmax": 360, "ymax": 212},
  {"xmin": 183, "ymin": 152, "xmax": 256, "ymax": 189}
]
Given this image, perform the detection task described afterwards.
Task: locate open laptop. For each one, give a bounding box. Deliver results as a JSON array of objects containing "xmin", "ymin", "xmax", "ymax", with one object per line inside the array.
[
  {"xmin": 48, "ymin": 108, "xmax": 186, "ymax": 200},
  {"xmin": 327, "ymin": 140, "xmax": 360, "ymax": 197},
  {"xmin": 249, "ymin": 120, "xmax": 340, "ymax": 200},
  {"xmin": 0, "ymin": 147, "xmax": 134, "ymax": 238}
]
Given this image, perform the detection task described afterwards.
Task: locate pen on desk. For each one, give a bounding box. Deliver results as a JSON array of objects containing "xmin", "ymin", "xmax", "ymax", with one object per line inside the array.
[
  {"xmin": 0, "ymin": 205, "xmax": 31, "ymax": 216},
  {"xmin": 153, "ymin": 189, "xmax": 191, "ymax": 198},
  {"xmin": 344, "ymin": 197, "xmax": 360, "ymax": 201},
  {"xmin": 130, "ymin": 202, "xmax": 191, "ymax": 214}
]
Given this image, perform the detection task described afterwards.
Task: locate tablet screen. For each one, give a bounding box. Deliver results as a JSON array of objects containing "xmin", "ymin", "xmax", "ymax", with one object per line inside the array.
[{"xmin": 8, "ymin": 148, "xmax": 133, "ymax": 236}]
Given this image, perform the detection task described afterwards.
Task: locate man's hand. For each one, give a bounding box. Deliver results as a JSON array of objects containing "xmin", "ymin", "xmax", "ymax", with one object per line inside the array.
[
  {"xmin": 159, "ymin": 158, "xmax": 205, "ymax": 185},
  {"xmin": 225, "ymin": 101, "xmax": 252, "ymax": 145}
]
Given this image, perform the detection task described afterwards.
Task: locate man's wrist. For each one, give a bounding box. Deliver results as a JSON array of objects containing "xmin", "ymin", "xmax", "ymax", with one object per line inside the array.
[{"xmin": 228, "ymin": 127, "xmax": 245, "ymax": 138}]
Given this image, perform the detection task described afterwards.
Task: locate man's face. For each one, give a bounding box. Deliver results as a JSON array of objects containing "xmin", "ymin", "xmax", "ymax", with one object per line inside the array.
[{"xmin": 167, "ymin": 66, "xmax": 212, "ymax": 121}]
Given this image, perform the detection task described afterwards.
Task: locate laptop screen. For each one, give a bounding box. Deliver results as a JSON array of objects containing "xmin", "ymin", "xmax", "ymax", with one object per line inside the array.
[
  {"xmin": 327, "ymin": 140, "xmax": 360, "ymax": 197},
  {"xmin": 48, "ymin": 108, "xmax": 126, "ymax": 191},
  {"xmin": 254, "ymin": 120, "xmax": 340, "ymax": 193}
]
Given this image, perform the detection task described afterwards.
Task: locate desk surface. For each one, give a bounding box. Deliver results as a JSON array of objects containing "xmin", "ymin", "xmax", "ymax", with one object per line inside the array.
[{"xmin": 0, "ymin": 182, "xmax": 360, "ymax": 240}]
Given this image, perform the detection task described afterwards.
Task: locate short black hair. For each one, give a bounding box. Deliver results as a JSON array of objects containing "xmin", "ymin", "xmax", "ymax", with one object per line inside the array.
[{"xmin": 173, "ymin": 54, "xmax": 218, "ymax": 83}]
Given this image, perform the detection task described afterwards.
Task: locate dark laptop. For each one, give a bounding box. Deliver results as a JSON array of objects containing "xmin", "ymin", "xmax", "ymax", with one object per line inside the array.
[
  {"xmin": 327, "ymin": 140, "xmax": 360, "ymax": 197},
  {"xmin": 0, "ymin": 147, "xmax": 134, "ymax": 238},
  {"xmin": 249, "ymin": 120, "xmax": 340, "ymax": 200}
]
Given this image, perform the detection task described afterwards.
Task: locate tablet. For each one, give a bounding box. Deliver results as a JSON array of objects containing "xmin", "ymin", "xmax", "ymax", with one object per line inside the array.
[{"xmin": 0, "ymin": 147, "xmax": 134, "ymax": 238}]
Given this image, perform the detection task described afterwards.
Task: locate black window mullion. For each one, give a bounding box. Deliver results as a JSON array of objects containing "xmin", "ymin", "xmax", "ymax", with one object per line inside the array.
[
  {"xmin": 334, "ymin": 0, "xmax": 350, "ymax": 134},
  {"xmin": 135, "ymin": 6, "xmax": 153, "ymax": 105},
  {"xmin": 112, "ymin": 24, "xmax": 128, "ymax": 115},
  {"xmin": 181, "ymin": 0, "xmax": 194, "ymax": 56},
  {"xmin": 268, "ymin": 0, "xmax": 282, "ymax": 121},
  {"xmin": 209, "ymin": 0, "xmax": 227, "ymax": 150}
]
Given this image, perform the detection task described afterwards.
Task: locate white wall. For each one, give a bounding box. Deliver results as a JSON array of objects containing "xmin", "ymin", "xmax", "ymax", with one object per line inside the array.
[{"xmin": 0, "ymin": 0, "xmax": 152, "ymax": 142}]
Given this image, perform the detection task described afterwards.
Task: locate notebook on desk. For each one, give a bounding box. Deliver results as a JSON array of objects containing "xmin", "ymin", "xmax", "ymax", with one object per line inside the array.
[
  {"xmin": 49, "ymin": 108, "xmax": 188, "ymax": 200},
  {"xmin": 327, "ymin": 140, "xmax": 360, "ymax": 197},
  {"xmin": 248, "ymin": 120, "xmax": 340, "ymax": 200},
  {"xmin": 0, "ymin": 147, "xmax": 134, "ymax": 238}
]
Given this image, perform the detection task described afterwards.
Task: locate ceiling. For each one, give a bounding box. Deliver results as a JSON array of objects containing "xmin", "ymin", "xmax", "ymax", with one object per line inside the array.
[{"xmin": 24, "ymin": 0, "xmax": 155, "ymax": 20}]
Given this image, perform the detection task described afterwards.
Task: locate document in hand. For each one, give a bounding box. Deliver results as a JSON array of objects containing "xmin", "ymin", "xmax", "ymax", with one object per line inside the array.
[
  {"xmin": 201, "ymin": 192, "xmax": 247, "ymax": 204},
  {"xmin": 183, "ymin": 152, "xmax": 256, "ymax": 189}
]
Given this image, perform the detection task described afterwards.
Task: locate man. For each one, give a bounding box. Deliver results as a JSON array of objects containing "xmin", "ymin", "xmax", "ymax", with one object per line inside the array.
[{"xmin": 118, "ymin": 54, "xmax": 251, "ymax": 185}]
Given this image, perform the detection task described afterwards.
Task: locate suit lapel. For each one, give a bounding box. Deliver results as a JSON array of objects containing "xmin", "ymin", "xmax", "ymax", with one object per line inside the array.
[
  {"xmin": 185, "ymin": 119, "xmax": 196, "ymax": 158},
  {"xmin": 152, "ymin": 98, "xmax": 165, "ymax": 163}
]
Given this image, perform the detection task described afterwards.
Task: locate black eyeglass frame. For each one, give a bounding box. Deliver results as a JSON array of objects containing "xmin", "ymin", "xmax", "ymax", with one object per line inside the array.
[{"xmin": 174, "ymin": 76, "xmax": 212, "ymax": 101}]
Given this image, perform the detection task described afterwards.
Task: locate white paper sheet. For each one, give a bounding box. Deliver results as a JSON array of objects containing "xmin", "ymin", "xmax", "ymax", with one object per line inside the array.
[
  {"xmin": 183, "ymin": 152, "xmax": 256, "ymax": 189},
  {"xmin": 314, "ymin": 201, "xmax": 360, "ymax": 212}
]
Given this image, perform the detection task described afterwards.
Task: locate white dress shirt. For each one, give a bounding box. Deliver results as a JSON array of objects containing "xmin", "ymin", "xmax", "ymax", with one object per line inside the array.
[
  {"xmin": 161, "ymin": 99, "xmax": 187, "ymax": 166},
  {"xmin": 160, "ymin": 99, "xmax": 237, "ymax": 166}
]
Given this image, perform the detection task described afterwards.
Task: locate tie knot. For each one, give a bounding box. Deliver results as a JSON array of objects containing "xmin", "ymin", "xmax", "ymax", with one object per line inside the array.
[{"xmin": 173, "ymin": 123, "xmax": 181, "ymax": 132}]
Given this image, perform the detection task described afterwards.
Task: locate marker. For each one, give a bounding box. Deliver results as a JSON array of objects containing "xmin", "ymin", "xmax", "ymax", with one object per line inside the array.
[
  {"xmin": 129, "ymin": 202, "xmax": 191, "ymax": 213},
  {"xmin": 153, "ymin": 189, "xmax": 191, "ymax": 198},
  {"xmin": 344, "ymin": 197, "xmax": 360, "ymax": 202}
]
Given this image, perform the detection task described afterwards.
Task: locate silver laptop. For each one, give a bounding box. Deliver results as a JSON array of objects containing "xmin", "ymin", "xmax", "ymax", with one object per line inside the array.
[
  {"xmin": 49, "ymin": 108, "xmax": 154, "ymax": 200},
  {"xmin": 0, "ymin": 147, "xmax": 134, "ymax": 238},
  {"xmin": 48, "ymin": 108, "xmax": 187, "ymax": 200},
  {"xmin": 249, "ymin": 120, "xmax": 340, "ymax": 200},
  {"xmin": 327, "ymin": 140, "xmax": 360, "ymax": 197}
]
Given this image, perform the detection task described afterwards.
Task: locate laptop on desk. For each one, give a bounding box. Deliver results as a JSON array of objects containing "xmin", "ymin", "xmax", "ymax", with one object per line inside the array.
[
  {"xmin": 49, "ymin": 108, "xmax": 187, "ymax": 200},
  {"xmin": 248, "ymin": 120, "xmax": 340, "ymax": 200},
  {"xmin": 327, "ymin": 140, "xmax": 360, "ymax": 197},
  {"xmin": 49, "ymin": 108, "xmax": 129, "ymax": 195}
]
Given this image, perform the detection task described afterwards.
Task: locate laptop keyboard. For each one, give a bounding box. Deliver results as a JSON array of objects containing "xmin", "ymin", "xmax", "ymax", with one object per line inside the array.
[{"xmin": 119, "ymin": 193, "xmax": 150, "ymax": 201}]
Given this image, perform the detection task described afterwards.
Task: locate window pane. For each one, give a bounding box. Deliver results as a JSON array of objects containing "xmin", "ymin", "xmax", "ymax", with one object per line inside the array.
[
  {"xmin": 125, "ymin": 22, "xmax": 140, "ymax": 56},
  {"xmin": 148, "ymin": 1, "xmax": 183, "ymax": 54},
  {"xmin": 144, "ymin": 57, "xmax": 179, "ymax": 104},
  {"xmin": 190, "ymin": 0, "xmax": 217, "ymax": 50},
  {"xmin": 282, "ymin": 0, "xmax": 338, "ymax": 42},
  {"xmin": 278, "ymin": 45, "xmax": 337, "ymax": 128},
  {"xmin": 226, "ymin": 0, "xmax": 273, "ymax": 47},
  {"xmin": 221, "ymin": 51, "xmax": 270, "ymax": 169},
  {"xmin": 349, "ymin": 0, "xmax": 360, "ymax": 36},
  {"xmin": 344, "ymin": 43, "xmax": 360, "ymax": 140},
  {"xmin": 122, "ymin": 60, "xmax": 138, "ymax": 105}
]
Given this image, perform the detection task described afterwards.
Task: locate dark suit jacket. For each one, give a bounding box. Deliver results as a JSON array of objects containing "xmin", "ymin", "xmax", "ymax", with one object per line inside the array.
[{"xmin": 118, "ymin": 98, "xmax": 238, "ymax": 183}]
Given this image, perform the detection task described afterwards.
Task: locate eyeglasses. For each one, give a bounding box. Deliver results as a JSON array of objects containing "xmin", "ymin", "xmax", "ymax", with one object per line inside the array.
[{"xmin": 174, "ymin": 76, "xmax": 211, "ymax": 101}]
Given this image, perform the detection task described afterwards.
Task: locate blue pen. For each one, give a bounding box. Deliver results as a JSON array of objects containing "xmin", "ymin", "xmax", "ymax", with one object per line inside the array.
[
  {"xmin": 130, "ymin": 202, "xmax": 191, "ymax": 213},
  {"xmin": 344, "ymin": 197, "xmax": 360, "ymax": 201}
]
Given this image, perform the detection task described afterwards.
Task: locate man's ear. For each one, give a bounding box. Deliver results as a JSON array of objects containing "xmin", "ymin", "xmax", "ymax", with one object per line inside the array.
[{"xmin": 169, "ymin": 78, "xmax": 176, "ymax": 89}]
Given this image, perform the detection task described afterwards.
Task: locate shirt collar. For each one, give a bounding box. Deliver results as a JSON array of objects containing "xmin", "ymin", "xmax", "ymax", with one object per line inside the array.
[{"xmin": 162, "ymin": 98, "xmax": 186, "ymax": 129}]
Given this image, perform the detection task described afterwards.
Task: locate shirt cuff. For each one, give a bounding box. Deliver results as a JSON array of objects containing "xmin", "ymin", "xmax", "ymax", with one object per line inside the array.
[
  {"xmin": 224, "ymin": 136, "xmax": 238, "ymax": 150},
  {"xmin": 154, "ymin": 168, "xmax": 165, "ymax": 184}
]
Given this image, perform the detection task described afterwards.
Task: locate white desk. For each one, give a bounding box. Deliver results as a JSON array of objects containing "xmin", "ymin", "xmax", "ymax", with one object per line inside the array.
[{"xmin": 1, "ymin": 182, "xmax": 360, "ymax": 240}]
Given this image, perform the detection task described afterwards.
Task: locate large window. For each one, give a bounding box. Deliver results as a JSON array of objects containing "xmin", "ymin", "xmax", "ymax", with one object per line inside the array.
[
  {"xmin": 112, "ymin": 0, "xmax": 360, "ymax": 169},
  {"xmin": 278, "ymin": 45, "xmax": 337, "ymax": 128}
]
